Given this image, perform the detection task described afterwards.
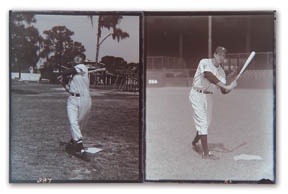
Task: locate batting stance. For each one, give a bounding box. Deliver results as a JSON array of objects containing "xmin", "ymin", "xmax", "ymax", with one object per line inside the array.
[
  {"xmin": 57, "ymin": 53, "xmax": 91, "ymax": 161},
  {"xmin": 189, "ymin": 46, "xmax": 237, "ymax": 160}
]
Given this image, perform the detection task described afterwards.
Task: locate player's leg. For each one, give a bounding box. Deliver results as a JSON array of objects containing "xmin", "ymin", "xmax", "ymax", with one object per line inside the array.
[
  {"xmin": 66, "ymin": 96, "xmax": 84, "ymax": 151},
  {"xmin": 198, "ymin": 95, "xmax": 219, "ymax": 159},
  {"xmin": 200, "ymin": 134, "xmax": 219, "ymax": 160},
  {"xmin": 78, "ymin": 97, "xmax": 92, "ymax": 131},
  {"xmin": 65, "ymin": 97, "xmax": 91, "ymax": 161},
  {"xmin": 67, "ymin": 96, "xmax": 83, "ymax": 140},
  {"xmin": 192, "ymin": 131, "xmax": 201, "ymax": 152},
  {"xmin": 200, "ymin": 134, "xmax": 209, "ymax": 155},
  {"xmin": 189, "ymin": 90, "xmax": 206, "ymax": 152},
  {"xmin": 200, "ymin": 95, "xmax": 211, "ymax": 156},
  {"xmin": 199, "ymin": 134, "xmax": 218, "ymax": 160},
  {"xmin": 192, "ymin": 131, "xmax": 201, "ymax": 145},
  {"xmin": 190, "ymin": 92, "xmax": 218, "ymax": 159},
  {"xmin": 201, "ymin": 95, "xmax": 219, "ymax": 159}
]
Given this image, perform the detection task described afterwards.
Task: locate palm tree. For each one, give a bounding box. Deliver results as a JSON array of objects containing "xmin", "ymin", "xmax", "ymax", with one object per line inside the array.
[{"xmin": 88, "ymin": 15, "xmax": 130, "ymax": 64}]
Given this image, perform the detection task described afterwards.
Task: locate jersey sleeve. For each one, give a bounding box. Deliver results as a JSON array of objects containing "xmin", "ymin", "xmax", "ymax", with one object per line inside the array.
[
  {"xmin": 199, "ymin": 59, "xmax": 212, "ymax": 74},
  {"xmin": 74, "ymin": 64, "xmax": 87, "ymax": 75},
  {"xmin": 204, "ymin": 71, "xmax": 221, "ymax": 85}
]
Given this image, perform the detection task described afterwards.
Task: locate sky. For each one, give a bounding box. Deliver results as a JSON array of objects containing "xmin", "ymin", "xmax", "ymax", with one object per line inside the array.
[{"xmin": 33, "ymin": 14, "xmax": 140, "ymax": 63}]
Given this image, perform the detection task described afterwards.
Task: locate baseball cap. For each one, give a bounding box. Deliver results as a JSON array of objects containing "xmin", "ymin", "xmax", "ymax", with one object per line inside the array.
[{"xmin": 214, "ymin": 46, "xmax": 227, "ymax": 54}]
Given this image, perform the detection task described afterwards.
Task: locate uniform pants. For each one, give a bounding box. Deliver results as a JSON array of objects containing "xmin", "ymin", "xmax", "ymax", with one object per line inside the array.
[
  {"xmin": 67, "ymin": 96, "xmax": 92, "ymax": 141},
  {"xmin": 189, "ymin": 89, "xmax": 213, "ymax": 135}
]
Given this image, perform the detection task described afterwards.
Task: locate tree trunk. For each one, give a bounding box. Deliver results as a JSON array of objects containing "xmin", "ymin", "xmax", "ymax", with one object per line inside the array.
[{"xmin": 95, "ymin": 16, "xmax": 102, "ymax": 65}]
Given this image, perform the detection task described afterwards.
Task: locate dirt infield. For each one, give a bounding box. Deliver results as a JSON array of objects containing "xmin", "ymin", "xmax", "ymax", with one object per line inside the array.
[
  {"xmin": 146, "ymin": 87, "xmax": 275, "ymax": 182},
  {"xmin": 10, "ymin": 81, "xmax": 141, "ymax": 182}
]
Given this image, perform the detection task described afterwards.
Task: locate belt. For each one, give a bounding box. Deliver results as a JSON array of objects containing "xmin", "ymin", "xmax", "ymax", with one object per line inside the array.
[
  {"xmin": 69, "ymin": 92, "xmax": 80, "ymax": 97},
  {"xmin": 193, "ymin": 88, "xmax": 213, "ymax": 94}
]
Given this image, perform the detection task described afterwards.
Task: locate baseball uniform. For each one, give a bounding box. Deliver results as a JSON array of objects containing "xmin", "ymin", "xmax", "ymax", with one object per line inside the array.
[
  {"xmin": 189, "ymin": 46, "xmax": 238, "ymax": 160},
  {"xmin": 67, "ymin": 63, "xmax": 92, "ymax": 142},
  {"xmin": 189, "ymin": 58, "xmax": 226, "ymax": 135}
]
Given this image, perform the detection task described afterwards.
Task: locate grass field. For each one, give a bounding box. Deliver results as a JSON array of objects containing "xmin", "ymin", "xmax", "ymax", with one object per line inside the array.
[
  {"xmin": 146, "ymin": 87, "xmax": 275, "ymax": 182},
  {"xmin": 10, "ymin": 80, "xmax": 141, "ymax": 182}
]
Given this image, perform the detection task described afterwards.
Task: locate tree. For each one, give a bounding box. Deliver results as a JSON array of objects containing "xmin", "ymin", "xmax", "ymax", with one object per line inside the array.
[
  {"xmin": 10, "ymin": 12, "xmax": 41, "ymax": 78},
  {"xmin": 41, "ymin": 26, "xmax": 86, "ymax": 69},
  {"xmin": 88, "ymin": 15, "xmax": 130, "ymax": 64},
  {"xmin": 100, "ymin": 56, "xmax": 127, "ymax": 74}
]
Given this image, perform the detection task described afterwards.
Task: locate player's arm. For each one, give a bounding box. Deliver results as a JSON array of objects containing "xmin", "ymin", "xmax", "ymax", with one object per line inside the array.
[
  {"xmin": 220, "ymin": 71, "xmax": 238, "ymax": 94},
  {"xmin": 204, "ymin": 71, "xmax": 237, "ymax": 94},
  {"xmin": 60, "ymin": 67, "xmax": 77, "ymax": 76},
  {"xmin": 220, "ymin": 86, "xmax": 231, "ymax": 94},
  {"xmin": 57, "ymin": 67, "xmax": 77, "ymax": 84}
]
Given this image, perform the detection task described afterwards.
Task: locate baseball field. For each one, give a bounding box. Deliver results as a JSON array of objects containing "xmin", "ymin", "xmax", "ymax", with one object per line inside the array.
[
  {"xmin": 10, "ymin": 80, "xmax": 141, "ymax": 182},
  {"xmin": 146, "ymin": 86, "xmax": 275, "ymax": 182},
  {"xmin": 9, "ymin": 80, "xmax": 275, "ymax": 183}
]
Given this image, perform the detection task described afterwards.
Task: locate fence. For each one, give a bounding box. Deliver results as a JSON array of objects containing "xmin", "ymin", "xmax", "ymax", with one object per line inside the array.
[
  {"xmin": 147, "ymin": 52, "xmax": 273, "ymax": 71},
  {"xmin": 146, "ymin": 56, "xmax": 187, "ymax": 69},
  {"xmin": 224, "ymin": 51, "xmax": 274, "ymax": 73},
  {"xmin": 90, "ymin": 68, "xmax": 139, "ymax": 92},
  {"xmin": 146, "ymin": 52, "xmax": 274, "ymax": 88}
]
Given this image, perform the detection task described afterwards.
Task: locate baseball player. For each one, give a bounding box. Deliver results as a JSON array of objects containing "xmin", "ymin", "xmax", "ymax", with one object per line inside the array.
[
  {"xmin": 189, "ymin": 46, "xmax": 237, "ymax": 160},
  {"xmin": 57, "ymin": 53, "xmax": 92, "ymax": 162}
]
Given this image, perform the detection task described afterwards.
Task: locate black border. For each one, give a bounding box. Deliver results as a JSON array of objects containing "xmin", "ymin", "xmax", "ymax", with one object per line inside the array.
[
  {"xmin": 273, "ymin": 10, "xmax": 277, "ymax": 185},
  {"xmin": 140, "ymin": 11, "xmax": 146, "ymax": 183},
  {"xmin": 9, "ymin": 10, "xmax": 13, "ymax": 184},
  {"xmin": 143, "ymin": 10, "xmax": 276, "ymax": 184}
]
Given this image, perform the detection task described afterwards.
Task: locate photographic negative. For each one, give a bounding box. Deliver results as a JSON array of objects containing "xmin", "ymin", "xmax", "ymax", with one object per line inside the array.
[
  {"xmin": 9, "ymin": 10, "xmax": 276, "ymax": 184},
  {"xmin": 9, "ymin": 11, "xmax": 143, "ymax": 183},
  {"xmin": 145, "ymin": 12, "xmax": 275, "ymax": 183}
]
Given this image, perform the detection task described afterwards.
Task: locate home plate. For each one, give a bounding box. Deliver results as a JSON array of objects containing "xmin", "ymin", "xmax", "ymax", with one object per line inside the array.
[
  {"xmin": 84, "ymin": 147, "xmax": 103, "ymax": 154},
  {"xmin": 233, "ymin": 154, "xmax": 263, "ymax": 161}
]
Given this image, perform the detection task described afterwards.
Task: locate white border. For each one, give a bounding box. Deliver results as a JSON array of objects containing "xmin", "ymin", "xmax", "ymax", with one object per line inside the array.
[{"xmin": 2, "ymin": 0, "xmax": 287, "ymax": 193}]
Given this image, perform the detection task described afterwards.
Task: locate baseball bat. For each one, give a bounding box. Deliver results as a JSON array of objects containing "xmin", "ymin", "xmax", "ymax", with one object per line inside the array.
[
  {"xmin": 88, "ymin": 68, "xmax": 106, "ymax": 74},
  {"xmin": 235, "ymin": 51, "xmax": 256, "ymax": 80}
]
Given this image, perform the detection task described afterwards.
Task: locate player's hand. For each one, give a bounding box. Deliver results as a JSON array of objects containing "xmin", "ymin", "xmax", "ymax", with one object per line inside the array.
[{"xmin": 229, "ymin": 80, "xmax": 237, "ymax": 89}]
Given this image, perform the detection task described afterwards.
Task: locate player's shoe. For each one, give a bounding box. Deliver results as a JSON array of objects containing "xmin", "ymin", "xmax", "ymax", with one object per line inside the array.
[
  {"xmin": 66, "ymin": 149, "xmax": 91, "ymax": 162},
  {"xmin": 78, "ymin": 150, "xmax": 90, "ymax": 162},
  {"xmin": 202, "ymin": 151, "xmax": 219, "ymax": 160},
  {"xmin": 65, "ymin": 139, "xmax": 84, "ymax": 153},
  {"xmin": 65, "ymin": 139, "xmax": 90, "ymax": 162}
]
